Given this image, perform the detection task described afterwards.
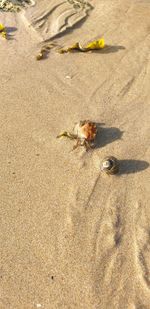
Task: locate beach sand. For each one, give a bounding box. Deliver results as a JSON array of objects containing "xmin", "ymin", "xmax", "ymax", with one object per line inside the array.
[{"xmin": 0, "ymin": 0, "xmax": 150, "ymax": 308}]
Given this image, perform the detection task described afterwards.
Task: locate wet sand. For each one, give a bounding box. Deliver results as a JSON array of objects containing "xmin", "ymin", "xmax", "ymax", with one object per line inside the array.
[{"xmin": 0, "ymin": 0, "xmax": 150, "ymax": 308}]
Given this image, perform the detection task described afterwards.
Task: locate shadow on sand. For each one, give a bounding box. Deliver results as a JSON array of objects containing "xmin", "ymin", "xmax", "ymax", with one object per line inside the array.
[
  {"xmin": 44, "ymin": 6, "xmax": 94, "ymax": 42},
  {"xmin": 118, "ymin": 159, "xmax": 149, "ymax": 175},
  {"xmin": 95, "ymin": 124, "xmax": 149, "ymax": 174},
  {"xmin": 95, "ymin": 123, "xmax": 124, "ymax": 148},
  {"xmin": 91, "ymin": 45, "xmax": 126, "ymax": 54},
  {"xmin": 5, "ymin": 26, "xmax": 17, "ymax": 40}
]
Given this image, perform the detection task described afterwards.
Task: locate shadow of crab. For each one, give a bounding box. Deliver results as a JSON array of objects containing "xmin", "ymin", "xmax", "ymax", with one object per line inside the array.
[{"xmin": 95, "ymin": 124, "xmax": 124, "ymax": 149}]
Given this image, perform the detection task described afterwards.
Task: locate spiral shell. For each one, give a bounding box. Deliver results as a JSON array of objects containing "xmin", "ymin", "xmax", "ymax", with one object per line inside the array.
[
  {"xmin": 101, "ymin": 156, "xmax": 119, "ymax": 175},
  {"xmin": 74, "ymin": 120, "xmax": 97, "ymax": 141}
]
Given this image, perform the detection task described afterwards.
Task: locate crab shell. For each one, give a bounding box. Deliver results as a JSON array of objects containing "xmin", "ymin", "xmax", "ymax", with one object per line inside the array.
[
  {"xmin": 74, "ymin": 121, "xmax": 97, "ymax": 141},
  {"xmin": 101, "ymin": 156, "xmax": 119, "ymax": 175}
]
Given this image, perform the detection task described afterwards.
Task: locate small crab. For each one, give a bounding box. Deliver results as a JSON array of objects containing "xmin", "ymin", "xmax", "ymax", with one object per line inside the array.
[{"xmin": 57, "ymin": 120, "xmax": 97, "ymax": 151}]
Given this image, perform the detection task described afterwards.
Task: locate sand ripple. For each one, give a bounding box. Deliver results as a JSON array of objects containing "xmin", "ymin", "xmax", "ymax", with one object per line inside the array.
[{"xmin": 23, "ymin": 0, "xmax": 93, "ymax": 41}]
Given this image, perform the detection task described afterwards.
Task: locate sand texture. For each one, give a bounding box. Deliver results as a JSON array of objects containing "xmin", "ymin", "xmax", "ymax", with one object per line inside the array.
[{"xmin": 0, "ymin": 0, "xmax": 150, "ymax": 308}]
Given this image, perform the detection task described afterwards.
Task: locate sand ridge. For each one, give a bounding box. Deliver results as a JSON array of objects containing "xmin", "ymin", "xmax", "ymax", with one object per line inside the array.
[{"xmin": 23, "ymin": 0, "xmax": 93, "ymax": 41}]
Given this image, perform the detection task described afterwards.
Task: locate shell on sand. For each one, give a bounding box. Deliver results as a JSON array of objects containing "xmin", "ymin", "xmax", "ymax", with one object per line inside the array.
[
  {"xmin": 101, "ymin": 156, "xmax": 119, "ymax": 175},
  {"xmin": 74, "ymin": 120, "xmax": 97, "ymax": 141}
]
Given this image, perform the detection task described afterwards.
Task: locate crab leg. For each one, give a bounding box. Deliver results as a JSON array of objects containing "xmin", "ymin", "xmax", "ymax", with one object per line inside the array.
[
  {"xmin": 72, "ymin": 139, "xmax": 81, "ymax": 151},
  {"xmin": 84, "ymin": 140, "xmax": 92, "ymax": 151}
]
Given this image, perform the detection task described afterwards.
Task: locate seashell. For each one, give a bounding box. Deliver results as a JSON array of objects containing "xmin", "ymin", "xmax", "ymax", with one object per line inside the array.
[
  {"xmin": 101, "ymin": 156, "xmax": 119, "ymax": 175},
  {"xmin": 74, "ymin": 120, "xmax": 97, "ymax": 141}
]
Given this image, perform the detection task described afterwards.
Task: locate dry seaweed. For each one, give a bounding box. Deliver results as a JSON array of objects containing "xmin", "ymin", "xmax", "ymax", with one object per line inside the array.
[
  {"xmin": 0, "ymin": 23, "xmax": 7, "ymax": 39},
  {"xmin": 36, "ymin": 43, "xmax": 56, "ymax": 61},
  {"xmin": 58, "ymin": 38, "xmax": 105, "ymax": 53}
]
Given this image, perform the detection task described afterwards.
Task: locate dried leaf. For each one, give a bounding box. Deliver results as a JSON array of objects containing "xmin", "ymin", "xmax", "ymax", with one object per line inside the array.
[
  {"xmin": 36, "ymin": 42, "xmax": 56, "ymax": 60},
  {"xmin": 0, "ymin": 23, "xmax": 5, "ymax": 32},
  {"xmin": 36, "ymin": 52, "xmax": 43, "ymax": 61},
  {"xmin": 58, "ymin": 38, "xmax": 105, "ymax": 53},
  {"xmin": 0, "ymin": 24, "xmax": 7, "ymax": 39},
  {"xmin": 83, "ymin": 38, "xmax": 105, "ymax": 50},
  {"xmin": 1, "ymin": 31, "xmax": 7, "ymax": 39}
]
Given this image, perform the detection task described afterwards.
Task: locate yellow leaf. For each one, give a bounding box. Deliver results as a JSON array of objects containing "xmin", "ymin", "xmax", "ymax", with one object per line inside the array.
[
  {"xmin": 58, "ymin": 38, "xmax": 105, "ymax": 53},
  {"xmin": 85, "ymin": 38, "xmax": 105, "ymax": 50},
  {"xmin": 1, "ymin": 31, "xmax": 7, "ymax": 39},
  {"xmin": 0, "ymin": 23, "xmax": 5, "ymax": 32}
]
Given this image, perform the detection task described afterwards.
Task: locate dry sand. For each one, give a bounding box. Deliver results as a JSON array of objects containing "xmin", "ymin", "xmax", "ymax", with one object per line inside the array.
[{"xmin": 0, "ymin": 0, "xmax": 150, "ymax": 308}]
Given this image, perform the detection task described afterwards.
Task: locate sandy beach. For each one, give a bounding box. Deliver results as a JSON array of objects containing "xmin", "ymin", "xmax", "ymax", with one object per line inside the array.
[{"xmin": 0, "ymin": 0, "xmax": 150, "ymax": 308}]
